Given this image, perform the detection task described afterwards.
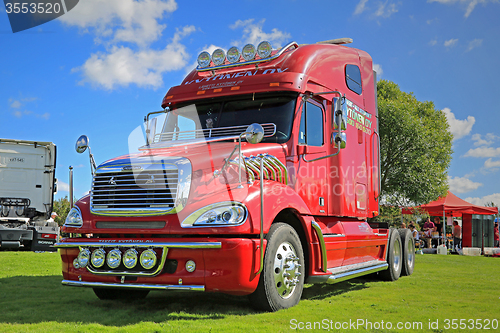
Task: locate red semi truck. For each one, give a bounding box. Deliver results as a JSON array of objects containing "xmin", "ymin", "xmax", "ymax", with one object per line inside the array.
[{"xmin": 56, "ymin": 39, "xmax": 415, "ymax": 311}]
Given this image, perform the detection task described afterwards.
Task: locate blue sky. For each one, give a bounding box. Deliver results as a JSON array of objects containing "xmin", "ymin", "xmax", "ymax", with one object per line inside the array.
[{"xmin": 1, "ymin": 0, "xmax": 499, "ymax": 207}]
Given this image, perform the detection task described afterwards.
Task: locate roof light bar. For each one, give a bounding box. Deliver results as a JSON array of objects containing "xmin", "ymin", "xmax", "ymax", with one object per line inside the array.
[
  {"xmin": 212, "ymin": 49, "xmax": 226, "ymax": 66},
  {"xmin": 196, "ymin": 41, "xmax": 298, "ymax": 72}
]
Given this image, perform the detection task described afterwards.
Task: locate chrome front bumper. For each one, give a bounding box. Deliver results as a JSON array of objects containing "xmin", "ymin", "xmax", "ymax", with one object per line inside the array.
[{"xmin": 62, "ymin": 279, "xmax": 205, "ymax": 291}]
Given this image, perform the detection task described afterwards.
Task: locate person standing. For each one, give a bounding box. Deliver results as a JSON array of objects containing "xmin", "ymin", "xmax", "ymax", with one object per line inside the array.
[
  {"xmin": 453, "ymin": 220, "xmax": 461, "ymax": 251},
  {"xmin": 494, "ymin": 222, "xmax": 499, "ymax": 248},
  {"xmin": 423, "ymin": 217, "xmax": 435, "ymax": 248}
]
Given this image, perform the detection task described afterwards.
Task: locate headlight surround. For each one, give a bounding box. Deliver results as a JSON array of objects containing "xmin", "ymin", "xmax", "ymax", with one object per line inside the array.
[
  {"xmin": 64, "ymin": 206, "xmax": 83, "ymax": 228},
  {"xmin": 140, "ymin": 249, "xmax": 157, "ymax": 269},
  {"xmin": 123, "ymin": 249, "xmax": 138, "ymax": 269},
  {"xmin": 77, "ymin": 248, "xmax": 90, "ymax": 268},
  {"xmin": 91, "ymin": 248, "xmax": 106, "ymax": 268},
  {"xmin": 107, "ymin": 249, "xmax": 122, "ymax": 269},
  {"xmin": 181, "ymin": 202, "xmax": 248, "ymax": 227}
]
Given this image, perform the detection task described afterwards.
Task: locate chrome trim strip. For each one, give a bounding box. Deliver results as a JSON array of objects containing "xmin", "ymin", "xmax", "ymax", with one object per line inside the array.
[
  {"xmin": 61, "ymin": 280, "xmax": 205, "ymax": 292},
  {"xmin": 323, "ymin": 234, "xmax": 345, "ymax": 238},
  {"xmin": 196, "ymin": 41, "xmax": 299, "ymax": 72},
  {"xmin": 54, "ymin": 242, "xmax": 222, "ymax": 249},
  {"xmin": 327, "ymin": 263, "xmax": 388, "ymax": 284},
  {"xmin": 311, "ymin": 221, "xmax": 328, "ymax": 273},
  {"xmin": 374, "ymin": 233, "xmax": 388, "ymax": 237}
]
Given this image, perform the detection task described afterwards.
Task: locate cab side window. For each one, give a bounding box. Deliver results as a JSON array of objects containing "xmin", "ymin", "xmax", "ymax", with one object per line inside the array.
[
  {"xmin": 345, "ymin": 64, "xmax": 362, "ymax": 95},
  {"xmin": 299, "ymin": 101, "xmax": 324, "ymax": 146}
]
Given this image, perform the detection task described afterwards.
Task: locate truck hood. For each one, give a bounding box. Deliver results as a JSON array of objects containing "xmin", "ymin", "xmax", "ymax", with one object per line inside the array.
[{"xmin": 94, "ymin": 141, "xmax": 288, "ymax": 211}]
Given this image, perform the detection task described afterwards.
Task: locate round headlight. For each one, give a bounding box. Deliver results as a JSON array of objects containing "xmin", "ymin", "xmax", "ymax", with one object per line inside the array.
[
  {"xmin": 107, "ymin": 249, "xmax": 122, "ymax": 269},
  {"xmin": 242, "ymin": 44, "xmax": 256, "ymax": 61},
  {"xmin": 197, "ymin": 51, "xmax": 211, "ymax": 68},
  {"xmin": 226, "ymin": 46, "xmax": 240, "ymax": 63},
  {"xmin": 185, "ymin": 260, "xmax": 196, "ymax": 273},
  {"xmin": 257, "ymin": 41, "xmax": 272, "ymax": 58},
  {"xmin": 123, "ymin": 249, "xmax": 138, "ymax": 269},
  {"xmin": 91, "ymin": 248, "xmax": 106, "ymax": 268},
  {"xmin": 77, "ymin": 248, "xmax": 90, "ymax": 268},
  {"xmin": 212, "ymin": 49, "xmax": 226, "ymax": 66},
  {"xmin": 140, "ymin": 249, "xmax": 157, "ymax": 269}
]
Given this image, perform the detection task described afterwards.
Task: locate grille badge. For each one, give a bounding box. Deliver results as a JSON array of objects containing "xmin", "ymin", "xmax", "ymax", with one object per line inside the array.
[{"xmin": 109, "ymin": 176, "xmax": 117, "ymax": 185}]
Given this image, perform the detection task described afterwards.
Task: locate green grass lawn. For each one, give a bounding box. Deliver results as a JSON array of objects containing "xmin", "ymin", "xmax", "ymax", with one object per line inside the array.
[{"xmin": 0, "ymin": 251, "xmax": 499, "ymax": 332}]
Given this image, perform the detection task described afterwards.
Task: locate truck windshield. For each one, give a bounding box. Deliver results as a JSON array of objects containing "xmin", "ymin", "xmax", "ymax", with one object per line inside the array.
[{"xmin": 159, "ymin": 92, "xmax": 297, "ymax": 144}]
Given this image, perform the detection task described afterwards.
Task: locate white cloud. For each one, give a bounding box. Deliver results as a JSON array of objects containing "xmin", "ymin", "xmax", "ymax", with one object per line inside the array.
[
  {"xmin": 60, "ymin": 0, "xmax": 177, "ymax": 46},
  {"xmin": 8, "ymin": 97, "xmax": 48, "ymax": 119},
  {"xmin": 354, "ymin": 0, "xmax": 370, "ymax": 14},
  {"xmin": 60, "ymin": 0, "xmax": 197, "ymax": 90},
  {"xmin": 10, "ymin": 100, "xmax": 21, "ymax": 108},
  {"xmin": 230, "ymin": 19, "xmax": 291, "ymax": 48},
  {"xmin": 75, "ymin": 26, "xmax": 195, "ymax": 90},
  {"xmin": 472, "ymin": 133, "xmax": 496, "ymax": 146},
  {"xmin": 57, "ymin": 181, "xmax": 70, "ymax": 192},
  {"xmin": 375, "ymin": 1, "xmax": 399, "ymax": 18},
  {"xmin": 442, "ymin": 107, "xmax": 475, "ymax": 140},
  {"xmin": 353, "ymin": 0, "xmax": 399, "ymax": 18},
  {"xmin": 466, "ymin": 38, "xmax": 483, "ymax": 52},
  {"xmin": 373, "ymin": 63, "xmax": 383, "ymax": 77},
  {"xmin": 484, "ymin": 158, "xmax": 500, "ymax": 170},
  {"xmin": 448, "ymin": 175, "xmax": 483, "ymax": 193},
  {"xmin": 464, "ymin": 193, "xmax": 500, "ymax": 206},
  {"xmin": 463, "ymin": 146, "xmax": 500, "ymax": 158},
  {"xmin": 429, "ymin": 39, "xmax": 438, "ymax": 46},
  {"xmin": 427, "ymin": 0, "xmax": 498, "ymax": 18},
  {"xmin": 444, "ymin": 38, "xmax": 459, "ymax": 47}
]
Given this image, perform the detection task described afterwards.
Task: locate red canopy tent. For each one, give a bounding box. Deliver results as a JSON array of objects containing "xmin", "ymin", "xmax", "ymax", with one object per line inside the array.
[
  {"xmin": 402, "ymin": 191, "xmax": 498, "ymax": 216},
  {"xmin": 402, "ymin": 191, "xmax": 498, "ymax": 249}
]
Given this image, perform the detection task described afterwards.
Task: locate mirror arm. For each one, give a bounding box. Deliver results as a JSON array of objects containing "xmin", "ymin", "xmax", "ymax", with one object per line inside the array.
[{"xmin": 301, "ymin": 145, "xmax": 340, "ymax": 163}]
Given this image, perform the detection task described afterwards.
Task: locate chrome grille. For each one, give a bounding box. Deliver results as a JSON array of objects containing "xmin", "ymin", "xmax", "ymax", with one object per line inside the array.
[{"xmin": 90, "ymin": 157, "xmax": 191, "ymax": 216}]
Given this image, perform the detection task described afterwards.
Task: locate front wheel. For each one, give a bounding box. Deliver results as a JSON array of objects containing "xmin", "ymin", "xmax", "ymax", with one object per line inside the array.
[{"xmin": 249, "ymin": 223, "xmax": 305, "ymax": 311}]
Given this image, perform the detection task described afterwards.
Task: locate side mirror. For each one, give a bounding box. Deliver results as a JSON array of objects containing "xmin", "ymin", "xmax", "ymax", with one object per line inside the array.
[
  {"xmin": 75, "ymin": 135, "xmax": 97, "ymax": 175},
  {"xmin": 147, "ymin": 117, "xmax": 157, "ymax": 145},
  {"xmin": 333, "ymin": 98, "xmax": 346, "ymax": 131},
  {"xmin": 76, "ymin": 135, "xmax": 90, "ymax": 154},
  {"xmin": 335, "ymin": 132, "xmax": 347, "ymax": 149},
  {"xmin": 245, "ymin": 123, "xmax": 264, "ymax": 144}
]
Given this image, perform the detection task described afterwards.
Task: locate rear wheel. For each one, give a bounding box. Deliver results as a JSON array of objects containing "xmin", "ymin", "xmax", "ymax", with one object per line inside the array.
[
  {"xmin": 93, "ymin": 288, "xmax": 149, "ymax": 301},
  {"xmin": 249, "ymin": 223, "xmax": 305, "ymax": 311},
  {"xmin": 398, "ymin": 228, "xmax": 415, "ymax": 276},
  {"xmin": 379, "ymin": 228, "xmax": 402, "ymax": 281}
]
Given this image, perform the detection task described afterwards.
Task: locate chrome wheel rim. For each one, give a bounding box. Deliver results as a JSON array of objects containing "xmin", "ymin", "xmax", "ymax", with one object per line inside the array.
[
  {"xmin": 393, "ymin": 238, "xmax": 402, "ymax": 272},
  {"xmin": 407, "ymin": 238, "xmax": 415, "ymax": 268},
  {"xmin": 273, "ymin": 241, "xmax": 302, "ymax": 299}
]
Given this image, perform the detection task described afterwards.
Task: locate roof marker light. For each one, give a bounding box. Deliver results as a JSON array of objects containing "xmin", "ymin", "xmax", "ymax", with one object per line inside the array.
[
  {"xmin": 197, "ymin": 51, "xmax": 211, "ymax": 68},
  {"xmin": 227, "ymin": 47, "xmax": 240, "ymax": 63},
  {"xmin": 242, "ymin": 44, "xmax": 256, "ymax": 61},
  {"xmin": 212, "ymin": 49, "xmax": 226, "ymax": 66},
  {"xmin": 257, "ymin": 41, "xmax": 272, "ymax": 58}
]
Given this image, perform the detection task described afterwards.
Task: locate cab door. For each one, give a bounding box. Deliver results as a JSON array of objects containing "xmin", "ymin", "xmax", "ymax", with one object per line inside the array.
[{"xmin": 295, "ymin": 99, "xmax": 328, "ymax": 215}]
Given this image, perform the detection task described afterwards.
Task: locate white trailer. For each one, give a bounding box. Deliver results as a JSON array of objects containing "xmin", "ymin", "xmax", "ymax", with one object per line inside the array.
[{"xmin": 0, "ymin": 139, "xmax": 58, "ymax": 251}]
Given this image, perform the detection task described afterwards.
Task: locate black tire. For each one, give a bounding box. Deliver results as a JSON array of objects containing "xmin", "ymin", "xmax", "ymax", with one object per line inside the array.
[
  {"xmin": 398, "ymin": 228, "xmax": 415, "ymax": 276},
  {"xmin": 93, "ymin": 288, "xmax": 149, "ymax": 301},
  {"xmin": 379, "ymin": 228, "xmax": 402, "ymax": 281},
  {"xmin": 249, "ymin": 223, "xmax": 305, "ymax": 311}
]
